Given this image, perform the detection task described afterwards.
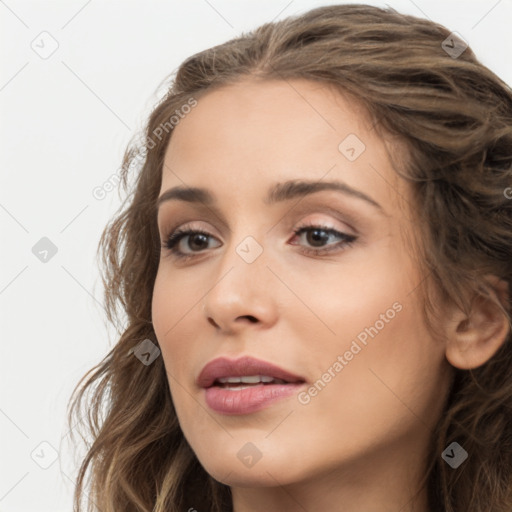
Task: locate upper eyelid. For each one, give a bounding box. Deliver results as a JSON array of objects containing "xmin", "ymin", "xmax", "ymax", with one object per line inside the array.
[
  {"xmin": 163, "ymin": 218, "xmax": 352, "ymax": 240},
  {"xmin": 158, "ymin": 199, "xmax": 363, "ymax": 232},
  {"xmin": 159, "ymin": 205, "xmax": 360, "ymax": 235}
]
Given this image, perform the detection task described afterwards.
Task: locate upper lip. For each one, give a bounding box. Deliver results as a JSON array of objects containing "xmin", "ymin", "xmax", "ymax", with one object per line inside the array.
[{"xmin": 197, "ymin": 355, "xmax": 306, "ymax": 388}]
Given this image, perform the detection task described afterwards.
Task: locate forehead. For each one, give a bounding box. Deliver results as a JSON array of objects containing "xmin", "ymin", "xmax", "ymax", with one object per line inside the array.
[
  {"xmin": 165, "ymin": 78, "xmax": 375, "ymax": 158},
  {"xmin": 161, "ymin": 78, "xmax": 406, "ymax": 214}
]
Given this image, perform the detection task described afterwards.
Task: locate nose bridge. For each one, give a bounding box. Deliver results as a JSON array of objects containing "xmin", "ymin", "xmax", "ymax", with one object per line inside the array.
[
  {"xmin": 203, "ymin": 223, "xmax": 278, "ymax": 328},
  {"xmin": 209, "ymin": 229, "xmax": 268, "ymax": 299},
  {"xmin": 216, "ymin": 212, "xmax": 269, "ymax": 278}
]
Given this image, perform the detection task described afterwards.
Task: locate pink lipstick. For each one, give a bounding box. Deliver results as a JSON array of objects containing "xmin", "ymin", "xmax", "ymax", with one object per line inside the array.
[{"xmin": 197, "ymin": 355, "xmax": 306, "ymax": 415}]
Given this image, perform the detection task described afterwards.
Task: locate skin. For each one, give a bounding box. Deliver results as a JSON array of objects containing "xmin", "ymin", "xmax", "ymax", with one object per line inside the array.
[{"xmin": 151, "ymin": 78, "xmax": 460, "ymax": 511}]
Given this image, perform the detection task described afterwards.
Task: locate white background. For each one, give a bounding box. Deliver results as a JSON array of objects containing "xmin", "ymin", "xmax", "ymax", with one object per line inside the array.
[{"xmin": 1, "ymin": 0, "xmax": 511, "ymax": 510}]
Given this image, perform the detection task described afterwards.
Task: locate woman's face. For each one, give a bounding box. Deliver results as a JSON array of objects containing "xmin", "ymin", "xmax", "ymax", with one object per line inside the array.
[{"xmin": 152, "ymin": 78, "xmax": 453, "ymax": 502}]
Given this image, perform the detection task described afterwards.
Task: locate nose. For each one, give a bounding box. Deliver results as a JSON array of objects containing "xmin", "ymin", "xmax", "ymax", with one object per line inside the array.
[{"xmin": 202, "ymin": 237, "xmax": 279, "ymax": 335}]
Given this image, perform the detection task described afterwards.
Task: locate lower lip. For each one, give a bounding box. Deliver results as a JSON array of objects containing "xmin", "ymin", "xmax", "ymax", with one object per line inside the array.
[{"xmin": 204, "ymin": 383, "xmax": 304, "ymax": 415}]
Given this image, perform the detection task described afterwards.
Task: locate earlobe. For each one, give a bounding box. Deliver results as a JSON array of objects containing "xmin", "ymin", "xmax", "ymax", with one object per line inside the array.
[{"xmin": 445, "ymin": 276, "xmax": 510, "ymax": 370}]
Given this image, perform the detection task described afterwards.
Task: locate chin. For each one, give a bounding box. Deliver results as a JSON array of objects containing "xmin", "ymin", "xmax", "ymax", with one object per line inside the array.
[
  {"xmin": 205, "ymin": 461, "xmax": 291, "ymax": 488},
  {"xmin": 193, "ymin": 444, "xmax": 308, "ymax": 488}
]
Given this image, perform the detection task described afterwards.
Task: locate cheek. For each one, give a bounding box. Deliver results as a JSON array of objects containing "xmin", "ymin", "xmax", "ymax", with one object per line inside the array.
[
  {"xmin": 303, "ymin": 291, "xmax": 446, "ymax": 441},
  {"xmin": 297, "ymin": 246, "xmax": 417, "ymax": 351},
  {"xmin": 151, "ymin": 270, "xmax": 201, "ymax": 373},
  {"xmin": 294, "ymin": 243, "xmax": 444, "ymax": 415},
  {"xmin": 151, "ymin": 275, "xmax": 205, "ymax": 429},
  {"xmin": 152, "ymin": 265, "xmax": 202, "ymax": 331},
  {"xmin": 283, "ymin": 308, "xmax": 446, "ymax": 478}
]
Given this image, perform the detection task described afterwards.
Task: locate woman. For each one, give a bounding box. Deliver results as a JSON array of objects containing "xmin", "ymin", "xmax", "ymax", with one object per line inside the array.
[{"xmin": 67, "ymin": 4, "xmax": 512, "ymax": 511}]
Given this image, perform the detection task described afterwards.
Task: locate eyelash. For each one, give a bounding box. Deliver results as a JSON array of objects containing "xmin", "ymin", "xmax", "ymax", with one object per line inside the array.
[{"xmin": 161, "ymin": 222, "xmax": 357, "ymax": 262}]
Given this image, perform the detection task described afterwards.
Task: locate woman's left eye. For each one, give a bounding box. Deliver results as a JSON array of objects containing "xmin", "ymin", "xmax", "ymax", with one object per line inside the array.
[
  {"xmin": 290, "ymin": 225, "xmax": 357, "ymax": 255},
  {"xmin": 161, "ymin": 224, "xmax": 357, "ymax": 261}
]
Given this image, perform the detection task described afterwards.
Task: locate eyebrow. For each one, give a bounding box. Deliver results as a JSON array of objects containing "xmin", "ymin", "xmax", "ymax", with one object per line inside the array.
[{"xmin": 156, "ymin": 179, "xmax": 383, "ymax": 212}]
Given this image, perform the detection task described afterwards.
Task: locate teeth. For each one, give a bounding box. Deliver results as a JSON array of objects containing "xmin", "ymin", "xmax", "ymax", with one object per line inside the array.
[
  {"xmin": 216, "ymin": 375, "xmax": 286, "ymax": 384},
  {"xmin": 224, "ymin": 385, "xmax": 258, "ymax": 391}
]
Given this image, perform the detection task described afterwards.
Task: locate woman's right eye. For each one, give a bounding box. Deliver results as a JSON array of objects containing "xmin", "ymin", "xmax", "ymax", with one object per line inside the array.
[{"xmin": 162, "ymin": 228, "xmax": 221, "ymax": 260}]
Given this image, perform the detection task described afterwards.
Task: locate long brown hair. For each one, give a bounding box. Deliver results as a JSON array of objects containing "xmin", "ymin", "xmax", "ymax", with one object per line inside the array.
[{"xmin": 67, "ymin": 4, "xmax": 512, "ymax": 511}]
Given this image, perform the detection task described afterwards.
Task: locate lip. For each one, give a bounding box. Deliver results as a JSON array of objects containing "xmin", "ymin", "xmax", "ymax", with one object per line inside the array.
[
  {"xmin": 197, "ymin": 355, "xmax": 305, "ymax": 388},
  {"xmin": 197, "ymin": 355, "xmax": 306, "ymax": 415}
]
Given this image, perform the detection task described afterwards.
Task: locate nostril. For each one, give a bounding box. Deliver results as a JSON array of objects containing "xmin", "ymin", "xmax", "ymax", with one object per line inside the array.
[
  {"xmin": 240, "ymin": 315, "xmax": 258, "ymax": 323},
  {"xmin": 206, "ymin": 315, "xmax": 258, "ymax": 328}
]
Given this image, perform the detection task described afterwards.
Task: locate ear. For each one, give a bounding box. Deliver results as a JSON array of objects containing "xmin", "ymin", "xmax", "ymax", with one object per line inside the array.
[{"xmin": 445, "ymin": 275, "xmax": 510, "ymax": 370}]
